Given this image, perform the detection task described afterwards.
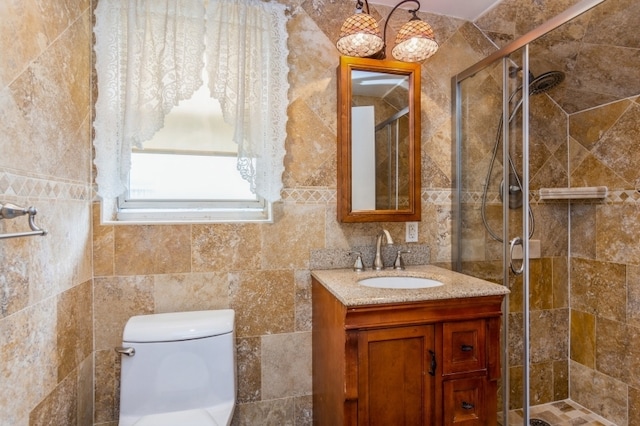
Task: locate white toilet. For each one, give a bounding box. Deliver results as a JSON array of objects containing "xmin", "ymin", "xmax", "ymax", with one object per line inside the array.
[{"xmin": 116, "ymin": 309, "xmax": 236, "ymax": 426}]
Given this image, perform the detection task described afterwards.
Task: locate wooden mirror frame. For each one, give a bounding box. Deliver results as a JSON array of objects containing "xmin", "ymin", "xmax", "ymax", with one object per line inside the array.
[{"xmin": 337, "ymin": 56, "xmax": 421, "ymax": 223}]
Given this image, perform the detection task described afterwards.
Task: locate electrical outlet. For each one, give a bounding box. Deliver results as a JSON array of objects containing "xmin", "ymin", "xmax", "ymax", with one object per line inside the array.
[{"xmin": 406, "ymin": 222, "xmax": 419, "ymax": 242}]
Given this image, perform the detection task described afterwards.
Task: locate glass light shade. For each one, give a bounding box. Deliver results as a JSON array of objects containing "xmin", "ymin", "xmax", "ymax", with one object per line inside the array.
[
  {"xmin": 336, "ymin": 12, "xmax": 384, "ymax": 57},
  {"xmin": 392, "ymin": 19, "xmax": 438, "ymax": 62}
]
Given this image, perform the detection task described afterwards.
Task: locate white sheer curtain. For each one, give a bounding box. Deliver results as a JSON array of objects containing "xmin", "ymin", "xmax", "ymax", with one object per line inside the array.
[
  {"xmin": 94, "ymin": 0, "xmax": 290, "ymax": 203},
  {"xmin": 206, "ymin": 0, "xmax": 290, "ymax": 202},
  {"xmin": 94, "ymin": 0, "xmax": 206, "ymax": 199}
]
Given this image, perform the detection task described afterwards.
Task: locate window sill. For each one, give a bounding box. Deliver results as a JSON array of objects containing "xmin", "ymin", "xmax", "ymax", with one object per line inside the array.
[{"xmin": 99, "ymin": 200, "xmax": 272, "ymax": 225}]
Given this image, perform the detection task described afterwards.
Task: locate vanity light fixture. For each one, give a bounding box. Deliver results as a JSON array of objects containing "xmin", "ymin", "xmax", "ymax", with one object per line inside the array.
[{"xmin": 336, "ymin": 0, "xmax": 439, "ymax": 63}]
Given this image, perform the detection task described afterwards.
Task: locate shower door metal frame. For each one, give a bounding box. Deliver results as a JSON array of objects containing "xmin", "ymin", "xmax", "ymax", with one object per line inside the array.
[{"xmin": 451, "ymin": 0, "xmax": 605, "ymax": 423}]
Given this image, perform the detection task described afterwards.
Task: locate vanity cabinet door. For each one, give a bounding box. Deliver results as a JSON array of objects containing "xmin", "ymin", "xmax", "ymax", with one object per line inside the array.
[{"xmin": 356, "ymin": 325, "xmax": 436, "ymax": 426}]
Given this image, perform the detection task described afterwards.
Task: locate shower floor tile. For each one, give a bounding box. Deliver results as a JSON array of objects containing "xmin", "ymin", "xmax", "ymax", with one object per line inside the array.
[{"xmin": 498, "ymin": 399, "xmax": 616, "ymax": 425}]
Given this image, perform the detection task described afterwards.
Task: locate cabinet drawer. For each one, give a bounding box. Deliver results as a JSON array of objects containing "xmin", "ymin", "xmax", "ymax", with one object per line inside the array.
[
  {"xmin": 443, "ymin": 377, "xmax": 486, "ymax": 425},
  {"xmin": 442, "ymin": 320, "xmax": 486, "ymax": 374}
]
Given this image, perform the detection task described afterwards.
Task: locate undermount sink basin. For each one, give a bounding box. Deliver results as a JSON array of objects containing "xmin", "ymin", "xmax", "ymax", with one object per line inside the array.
[{"xmin": 358, "ymin": 276, "xmax": 444, "ymax": 289}]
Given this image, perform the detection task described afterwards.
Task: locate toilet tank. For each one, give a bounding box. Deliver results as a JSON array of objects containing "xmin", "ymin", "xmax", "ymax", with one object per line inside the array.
[{"xmin": 118, "ymin": 310, "xmax": 236, "ymax": 421}]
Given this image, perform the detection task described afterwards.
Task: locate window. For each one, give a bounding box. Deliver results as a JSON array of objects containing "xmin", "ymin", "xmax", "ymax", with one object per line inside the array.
[
  {"xmin": 117, "ymin": 77, "xmax": 270, "ymax": 223},
  {"xmin": 93, "ymin": 0, "xmax": 289, "ymax": 224}
]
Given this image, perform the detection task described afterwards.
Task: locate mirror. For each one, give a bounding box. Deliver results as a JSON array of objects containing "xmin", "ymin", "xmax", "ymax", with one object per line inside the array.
[{"xmin": 337, "ymin": 56, "xmax": 421, "ymax": 222}]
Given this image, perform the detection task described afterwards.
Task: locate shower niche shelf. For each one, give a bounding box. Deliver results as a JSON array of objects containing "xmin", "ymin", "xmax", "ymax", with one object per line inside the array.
[{"xmin": 539, "ymin": 186, "xmax": 608, "ymax": 200}]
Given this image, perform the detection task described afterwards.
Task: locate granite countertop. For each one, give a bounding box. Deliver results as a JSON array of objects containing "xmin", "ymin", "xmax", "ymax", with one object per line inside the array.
[{"xmin": 311, "ymin": 264, "xmax": 510, "ymax": 307}]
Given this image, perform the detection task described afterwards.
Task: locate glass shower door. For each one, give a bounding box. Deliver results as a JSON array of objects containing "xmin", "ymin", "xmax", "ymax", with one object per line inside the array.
[{"xmin": 453, "ymin": 48, "xmax": 534, "ymax": 425}]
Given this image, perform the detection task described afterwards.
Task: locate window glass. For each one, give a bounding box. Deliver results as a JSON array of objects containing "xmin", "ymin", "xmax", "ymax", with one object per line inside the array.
[{"xmin": 119, "ymin": 78, "xmax": 268, "ymax": 221}]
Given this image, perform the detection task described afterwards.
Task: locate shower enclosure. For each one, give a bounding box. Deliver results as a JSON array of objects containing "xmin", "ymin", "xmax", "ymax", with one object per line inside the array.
[
  {"xmin": 375, "ymin": 109, "xmax": 410, "ymax": 210},
  {"xmin": 452, "ymin": 0, "xmax": 607, "ymax": 424}
]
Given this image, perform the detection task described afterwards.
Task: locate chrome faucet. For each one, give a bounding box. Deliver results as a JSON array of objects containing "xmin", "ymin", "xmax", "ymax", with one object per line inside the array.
[{"xmin": 373, "ymin": 229, "xmax": 394, "ymax": 270}]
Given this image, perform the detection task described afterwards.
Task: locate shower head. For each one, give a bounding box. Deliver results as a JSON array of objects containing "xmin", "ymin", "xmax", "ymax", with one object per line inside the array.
[{"xmin": 529, "ymin": 71, "xmax": 565, "ymax": 95}]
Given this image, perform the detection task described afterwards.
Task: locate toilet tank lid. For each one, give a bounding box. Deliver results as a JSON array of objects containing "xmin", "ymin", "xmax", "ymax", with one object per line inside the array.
[{"xmin": 123, "ymin": 310, "xmax": 235, "ymax": 342}]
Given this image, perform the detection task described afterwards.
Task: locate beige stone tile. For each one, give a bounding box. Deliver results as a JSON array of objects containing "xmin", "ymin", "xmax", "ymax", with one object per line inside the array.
[
  {"xmin": 93, "ymin": 276, "xmax": 154, "ymax": 351},
  {"xmin": 552, "ymin": 256, "xmax": 569, "ymax": 309},
  {"xmin": 509, "ymin": 273, "xmax": 524, "ymax": 314},
  {"xmin": 422, "ymin": 121, "xmax": 453, "ymax": 189},
  {"xmin": 229, "ymin": 270, "xmax": 295, "ymax": 337},
  {"xmin": 77, "ymin": 355, "xmax": 94, "ymax": 426},
  {"xmin": 114, "ymin": 225, "xmax": 191, "ymax": 275},
  {"xmin": 261, "ymin": 332, "xmax": 311, "ymax": 400},
  {"xmin": 570, "ymin": 204, "xmax": 597, "ymax": 260},
  {"xmin": 294, "ymin": 395, "xmax": 313, "ymax": 426},
  {"xmin": 459, "ymin": 203, "xmax": 486, "ymax": 262},
  {"xmin": 596, "ymin": 317, "xmax": 640, "ymax": 389},
  {"xmin": 474, "ymin": 1, "xmax": 517, "ymax": 39},
  {"xmin": 569, "ymin": 99, "xmax": 632, "ymax": 151},
  {"xmin": 0, "ymin": 238, "xmax": 29, "ymax": 318},
  {"xmin": 284, "ymin": 98, "xmax": 336, "ymax": 188},
  {"xmin": 300, "ymin": 0, "xmax": 362, "ymax": 51},
  {"xmin": 628, "ymin": 265, "xmax": 640, "ymax": 328},
  {"xmin": 232, "ymin": 397, "xmax": 295, "ymax": 426},
  {"xmin": 568, "ymin": 136, "xmax": 590, "ymax": 175},
  {"xmin": 570, "ymin": 360, "xmax": 628, "ymax": 426},
  {"xmin": 0, "ymin": 1, "xmax": 45, "ymax": 86},
  {"xmin": 532, "ymin": 203, "xmax": 568, "ymax": 258},
  {"xmin": 553, "ymin": 359, "xmax": 569, "ymax": 401},
  {"xmin": 5, "ymin": 14, "xmax": 92, "ymax": 181},
  {"xmin": 27, "ymin": 199, "xmax": 92, "ymax": 305},
  {"xmin": 286, "ymin": 10, "xmax": 339, "ymax": 107},
  {"xmin": 94, "ymin": 349, "xmax": 120, "ymax": 424},
  {"xmin": 629, "ymin": 386, "xmax": 640, "ymax": 426},
  {"xmin": 236, "ymin": 337, "xmax": 261, "ymax": 404},
  {"xmin": 294, "ymin": 270, "xmax": 312, "ymax": 332},
  {"xmin": 530, "ymin": 308, "xmax": 568, "ymax": 364},
  {"xmin": 153, "ymin": 272, "xmax": 229, "ymax": 313},
  {"xmin": 593, "ymin": 102, "xmax": 640, "ymax": 186},
  {"xmin": 570, "ymin": 257, "xmax": 626, "ymax": 322},
  {"xmin": 261, "ymin": 204, "xmax": 325, "ymax": 270},
  {"xmin": 597, "ymin": 204, "xmax": 640, "ymax": 265},
  {"xmin": 529, "ymin": 258, "xmax": 553, "ymax": 311},
  {"xmin": 459, "ymin": 260, "xmax": 502, "ymax": 286},
  {"xmin": 507, "ymin": 313, "xmax": 523, "ymax": 368},
  {"xmin": 508, "ymin": 365, "xmax": 524, "ymax": 410},
  {"xmin": 0, "ymin": 300, "xmax": 57, "ymax": 425},
  {"xmin": 530, "ymin": 362, "xmax": 554, "ymax": 406},
  {"xmin": 192, "ymin": 223, "xmax": 261, "ymax": 273},
  {"xmin": 29, "ymin": 369, "xmax": 77, "ymax": 426},
  {"xmin": 93, "ymin": 201, "xmax": 114, "ymax": 277},
  {"xmin": 324, "ymin": 204, "xmax": 381, "ymax": 250},
  {"xmin": 571, "ymin": 153, "xmax": 630, "ymax": 190},
  {"xmin": 57, "ymin": 280, "xmax": 93, "ymax": 381},
  {"xmin": 570, "ymin": 309, "xmax": 596, "ymax": 368},
  {"xmin": 422, "ymin": 203, "xmax": 453, "ymax": 264}
]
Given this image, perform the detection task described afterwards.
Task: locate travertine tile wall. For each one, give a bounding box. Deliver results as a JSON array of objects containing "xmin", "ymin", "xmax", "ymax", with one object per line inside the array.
[
  {"xmin": 568, "ymin": 96, "xmax": 640, "ymax": 426},
  {"xmin": 0, "ymin": 0, "xmax": 94, "ymax": 425},
  {"xmin": 3, "ymin": 0, "xmax": 633, "ymax": 425},
  {"xmin": 471, "ymin": 0, "xmax": 640, "ymax": 423},
  {"xmin": 89, "ymin": 1, "xmax": 482, "ymax": 425}
]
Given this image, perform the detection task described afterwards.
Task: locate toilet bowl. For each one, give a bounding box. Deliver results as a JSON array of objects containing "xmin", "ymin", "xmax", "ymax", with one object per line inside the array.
[{"xmin": 117, "ymin": 310, "xmax": 236, "ymax": 426}]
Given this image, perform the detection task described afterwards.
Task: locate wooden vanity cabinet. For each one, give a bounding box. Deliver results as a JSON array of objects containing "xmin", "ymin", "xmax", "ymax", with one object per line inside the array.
[{"xmin": 312, "ymin": 278, "xmax": 504, "ymax": 426}]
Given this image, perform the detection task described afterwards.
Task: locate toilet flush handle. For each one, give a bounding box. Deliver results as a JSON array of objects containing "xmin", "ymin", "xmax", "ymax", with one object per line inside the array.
[{"xmin": 115, "ymin": 346, "xmax": 135, "ymax": 357}]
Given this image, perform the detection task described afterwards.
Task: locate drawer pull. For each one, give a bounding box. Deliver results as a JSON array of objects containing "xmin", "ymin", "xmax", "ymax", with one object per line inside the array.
[
  {"xmin": 461, "ymin": 344, "xmax": 474, "ymax": 352},
  {"xmin": 462, "ymin": 401, "xmax": 474, "ymax": 410},
  {"xmin": 428, "ymin": 350, "xmax": 437, "ymax": 376}
]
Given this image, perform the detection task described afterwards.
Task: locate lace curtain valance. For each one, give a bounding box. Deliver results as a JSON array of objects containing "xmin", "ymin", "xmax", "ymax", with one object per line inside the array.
[{"xmin": 94, "ymin": 0, "xmax": 290, "ymax": 203}]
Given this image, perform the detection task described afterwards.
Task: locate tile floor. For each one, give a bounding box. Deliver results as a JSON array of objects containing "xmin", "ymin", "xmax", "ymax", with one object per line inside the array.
[{"xmin": 498, "ymin": 399, "xmax": 617, "ymax": 425}]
